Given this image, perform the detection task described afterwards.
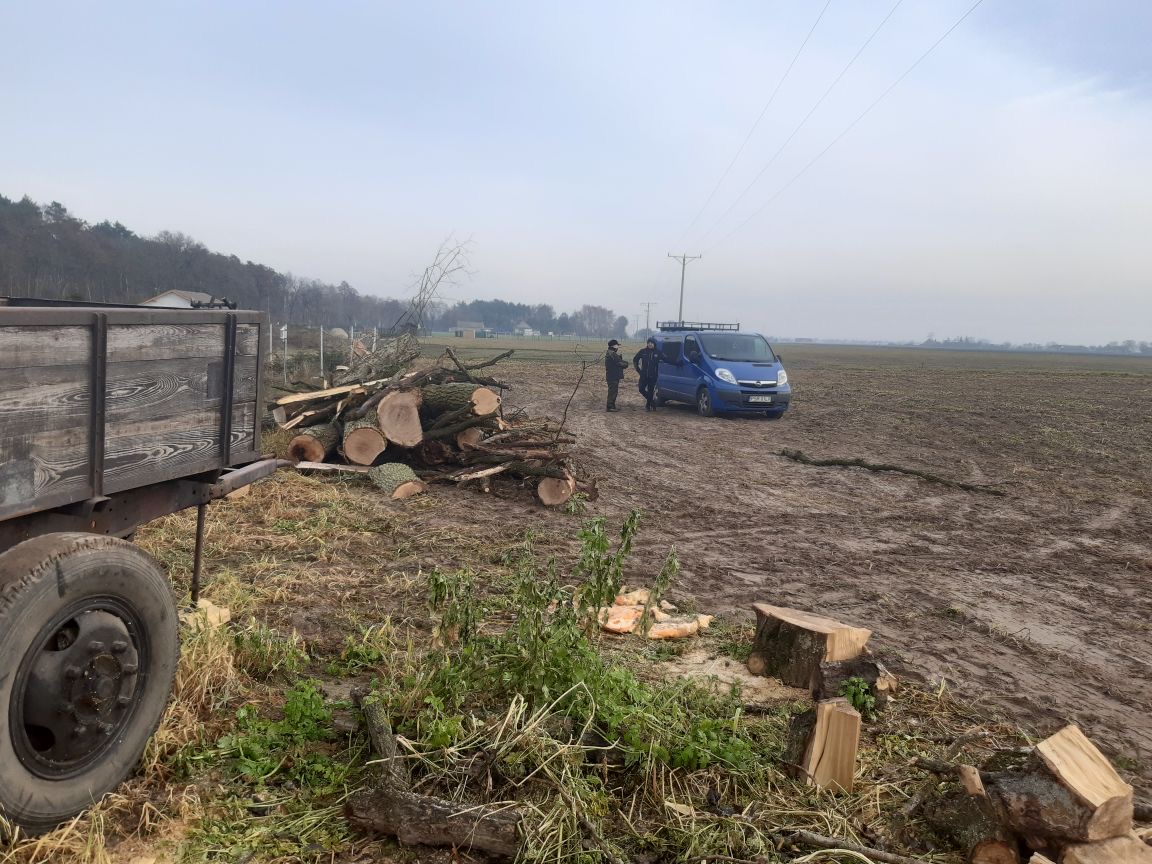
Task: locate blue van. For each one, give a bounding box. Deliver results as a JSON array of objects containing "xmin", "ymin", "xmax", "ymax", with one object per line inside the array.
[{"xmin": 652, "ymin": 323, "xmax": 791, "ymax": 417}]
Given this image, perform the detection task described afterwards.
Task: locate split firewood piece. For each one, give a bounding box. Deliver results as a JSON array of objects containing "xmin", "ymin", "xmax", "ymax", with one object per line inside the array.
[
  {"xmin": 421, "ymin": 383, "xmax": 501, "ymax": 419},
  {"xmin": 647, "ymin": 614, "xmax": 713, "ymax": 639},
  {"xmin": 288, "ymin": 422, "xmax": 340, "ymax": 463},
  {"xmin": 276, "ymin": 380, "xmax": 375, "ymax": 407},
  {"xmin": 456, "ymin": 426, "xmax": 485, "ymax": 450},
  {"xmin": 986, "ymin": 725, "xmax": 1134, "ymax": 844},
  {"xmin": 747, "ymin": 603, "xmax": 871, "ymax": 689},
  {"xmin": 294, "ymin": 461, "xmax": 371, "ymax": 474},
  {"xmin": 599, "ymin": 605, "xmax": 643, "ymax": 634},
  {"xmin": 368, "ymin": 463, "xmax": 428, "ymax": 500},
  {"xmin": 784, "ymin": 697, "xmax": 861, "ymax": 792},
  {"xmin": 537, "ymin": 470, "xmax": 577, "ymax": 506},
  {"xmin": 376, "ymin": 389, "xmax": 424, "ymax": 448},
  {"xmin": 453, "ymin": 464, "xmax": 509, "ymax": 483},
  {"xmin": 1061, "ymin": 833, "xmax": 1152, "ymax": 864},
  {"xmin": 343, "ymin": 418, "xmax": 389, "ymax": 465}
]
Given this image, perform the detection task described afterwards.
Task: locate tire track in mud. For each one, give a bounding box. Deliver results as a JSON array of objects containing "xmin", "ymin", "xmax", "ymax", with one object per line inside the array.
[{"xmin": 499, "ymin": 361, "xmax": 1152, "ymax": 787}]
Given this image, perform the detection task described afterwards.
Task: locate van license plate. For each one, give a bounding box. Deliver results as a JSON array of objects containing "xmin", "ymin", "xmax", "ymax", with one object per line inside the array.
[{"xmin": 748, "ymin": 395, "xmax": 774, "ymax": 404}]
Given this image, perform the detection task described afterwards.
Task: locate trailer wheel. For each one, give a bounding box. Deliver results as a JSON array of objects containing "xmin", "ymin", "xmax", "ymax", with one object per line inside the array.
[{"xmin": 0, "ymin": 533, "xmax": 178, "ymax": 835}]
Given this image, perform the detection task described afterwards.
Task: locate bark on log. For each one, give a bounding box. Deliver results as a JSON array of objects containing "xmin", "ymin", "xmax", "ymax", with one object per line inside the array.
[
  {"xmin": 343, "ymin": 417, "xmax": 389, "ymax": 465},
  {"xmin": 922, "ymin": 789, "xmax": 1020, "ymax": 864},
  {"xmin": 376, "ymin": 389, "xmax": 424, "ymax": 448},
  {"xmin": 814, "ymin": 655, "xmax": 898, "ymax": 708},
  {"xmin": 749, "ymin": 603, "xmax": 871, "ymax": 689},
  {"xmin": 415, "ymin": 439, "xmax": 454, "ymax": 466},
  {"xmin": 368, "ymin": 463, "xmax": 428, "ymax": 499},
  {"xmin": 288, "ymin": 422, "xmax": 340, "ymax": 463},
  {"xmin": 346, "ymin": 693, "xmax": 521, "ymax": 857},
  {"xmin": 421, "ymin": 383, "xmax": 501, "ymax": 418}
]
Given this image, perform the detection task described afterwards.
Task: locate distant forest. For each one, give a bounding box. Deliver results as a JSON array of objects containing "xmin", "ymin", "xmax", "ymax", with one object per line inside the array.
[{"xmin": 0, "ymin": 194, "xmax": 629, "ymax": 337}]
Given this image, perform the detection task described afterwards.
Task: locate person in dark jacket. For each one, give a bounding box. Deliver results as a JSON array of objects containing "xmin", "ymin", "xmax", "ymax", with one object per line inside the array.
[
  {"xmin": 633, "ymin": 337, "xmax": 660, "ymax": 410},
  {"xmin": 604, "ymin": 339, "xmax": 628, "ymax": 411}
]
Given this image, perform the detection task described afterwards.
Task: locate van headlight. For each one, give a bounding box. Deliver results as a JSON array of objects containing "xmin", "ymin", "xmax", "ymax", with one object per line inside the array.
[
  {"xmin": 778, "ymin": 370, "xmax": 788, "ymax": 386},
  {"xmin": 715, "ymin": 368, "xmax": 737, "ymax": 384}
]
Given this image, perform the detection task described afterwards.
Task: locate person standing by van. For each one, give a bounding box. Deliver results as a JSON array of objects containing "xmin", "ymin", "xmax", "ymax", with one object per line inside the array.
[
  {"xmin": 633, "ymin": 337, "xmax": 660, "ymax": 410},
  {"xmin": 604, "ymin": 339, "xmax": 628, "ymax": 411}
]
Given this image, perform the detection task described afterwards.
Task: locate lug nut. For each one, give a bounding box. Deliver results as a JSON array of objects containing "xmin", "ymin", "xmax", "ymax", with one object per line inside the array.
[
  {"xmin": 87, "ymin": 641, "xmax": 106, "ymax": 653},
  {"xmin": 111, "ymin": 640, "xmax": 128, "ymax": 654},
  {"xmin": 65, "ymin": 665, "xmax": 82, "ymax": 679},
  {"xmin": 117, "ymin": 696, "xmax": 131, "ymax": 708},
  {"xmin": 121, "ymin": 663, "xmax": 138, "ymax": 675},
  {"xmin": 72, "ymin": 725, "xmax": 88, "ymax": 737}
]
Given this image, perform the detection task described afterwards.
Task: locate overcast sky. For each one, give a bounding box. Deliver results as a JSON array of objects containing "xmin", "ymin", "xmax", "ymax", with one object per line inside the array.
[{"xmin": 3, "ymin": 1, "xmax": 1150, "ymax": 344}]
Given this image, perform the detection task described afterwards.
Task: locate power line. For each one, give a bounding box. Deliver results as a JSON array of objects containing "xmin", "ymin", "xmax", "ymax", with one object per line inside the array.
[
  {"xmin": 696, "ymin": 0, "xmax": 905, "ymax": 247},
  {"xmin": 715, "ymin": 0, "xmax": 989, "ymax": 249},
  {"xmin": 640, "ymin": 301, "xmax": 657, "ymax": 333},
  {"xmin": 672, "ymin": 0, "xmax": 833, "ymax": 248},
  {"xmin": 667, "ymin": 253, "xmax": 702, "ymax": 322}
]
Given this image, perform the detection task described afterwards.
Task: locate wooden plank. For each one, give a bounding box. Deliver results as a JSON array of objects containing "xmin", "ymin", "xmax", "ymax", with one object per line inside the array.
[
  {"xmin": 0, "ymin": 356, "xmax": 258, "ymax": 435},
  {"xmin": 294, "ymin": 461, "xmax": 372, "ymax": 474},
  {"xmin": 103, "ymin": 401, "xmax": 257, "ymax": 494},
  {"xmin": 106, "ymin": 323, "xmax": 258, "ymax": 361},
  {"xmin": 0, "ymin": 425, "xmax": 90, "ymax": 521},
  {"xmin": 274, "ymin": 378, "xmax": 391, "ymax": 407},
  {"xmin": 0, "ymin": 326, "xmax": 90, "ymax": 368}
]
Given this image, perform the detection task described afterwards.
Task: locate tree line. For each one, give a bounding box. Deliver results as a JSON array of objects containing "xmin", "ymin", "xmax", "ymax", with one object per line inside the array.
[{"xmin": 0, "ymin": 194, "xmax": 628, "ymax": 337}]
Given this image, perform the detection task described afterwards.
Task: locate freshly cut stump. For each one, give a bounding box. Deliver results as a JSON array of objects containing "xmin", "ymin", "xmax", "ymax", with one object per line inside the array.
[
  {"xmin": 421, "ymin": 383, "xmax": 501, "ymax": 418},
  {"xmin": 288, "ymin": 422, "xmax": 340, "ymax": 463},
  {"xmin": 747, "ymin": 603, "xmax": 871, "ymax": 690},
  {"xmin": 786, "ymin": 697, "xmax": 861, "ymax": 793},
  {"xmin": 344, "ymin": 418, "xmax": 389, "ymax": 465},
  {"xmin": 376, "ymin": 389, "xmax": 424, "ymax": 447},
  {"xmin": 368, "ymin": 463, "xmax": 428, "ymax": 500},
  {"xmin": 537, "ymin": 471, "xmax": 576, "ymax": 506}
]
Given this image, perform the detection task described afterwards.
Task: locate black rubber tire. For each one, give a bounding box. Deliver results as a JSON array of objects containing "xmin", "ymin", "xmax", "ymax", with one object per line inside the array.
[
  {"xmin": 763, "ymin": 409, "xmax": 786, "ymax": 419},
  {"xmin": 696, "ymin": 387, "xmax": 715, "ymax": 418},
  {"xmin": 0, "ymin": 533, "xmax": 178, "ymax": 835}
]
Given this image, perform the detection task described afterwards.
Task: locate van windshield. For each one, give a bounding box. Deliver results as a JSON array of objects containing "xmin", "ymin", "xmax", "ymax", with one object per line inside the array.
[{"xmin": 697, "ymin": 333, "xmax": 775, "ymax": 362}]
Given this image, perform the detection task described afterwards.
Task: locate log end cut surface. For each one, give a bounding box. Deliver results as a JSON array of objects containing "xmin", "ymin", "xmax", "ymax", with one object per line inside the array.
[{"xmin": 377, "ymin": 389, "xmax": 424, "ymax": 448}]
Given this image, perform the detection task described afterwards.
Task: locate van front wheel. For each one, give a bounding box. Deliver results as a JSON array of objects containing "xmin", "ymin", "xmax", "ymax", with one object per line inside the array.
[{"xmin": 696, "ymin": 387, "xmax": 715, "ymax": 417}]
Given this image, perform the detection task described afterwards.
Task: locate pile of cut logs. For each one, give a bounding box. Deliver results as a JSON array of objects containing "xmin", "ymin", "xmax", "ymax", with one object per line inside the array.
[
  {"xmin": 747, "ymin": 602, "xmax": 1151, "ymax": 864},
  {"xmin": 269, "ymin": 348, "xmax": 589, "ymax": 507}
]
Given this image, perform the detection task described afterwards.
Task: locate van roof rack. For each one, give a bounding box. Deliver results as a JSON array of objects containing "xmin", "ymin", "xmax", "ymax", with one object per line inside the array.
[{"xmin": 656, "ymin": 321, "xmax": 740, "ymax": 332}]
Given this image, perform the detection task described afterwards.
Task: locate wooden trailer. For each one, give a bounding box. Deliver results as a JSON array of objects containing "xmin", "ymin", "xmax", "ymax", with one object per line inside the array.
[{"xmin": 0, "ymin": 299, "xmax": 283, "ymax": 834}]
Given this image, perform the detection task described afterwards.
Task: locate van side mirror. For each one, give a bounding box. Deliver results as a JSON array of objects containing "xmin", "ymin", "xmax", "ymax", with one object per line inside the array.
[
  {"xmin": 688, "ymin": 350, "xmax": 701, "ymax": 363},
  {"xmin": 776, "ymin": 353, "xmax": 783, "ymax": 363}
]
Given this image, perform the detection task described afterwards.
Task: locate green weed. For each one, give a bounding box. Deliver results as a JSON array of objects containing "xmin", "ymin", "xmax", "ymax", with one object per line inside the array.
[{"xmin": 839, "ymin": 676, "xmax": 878, "ymax": 721}]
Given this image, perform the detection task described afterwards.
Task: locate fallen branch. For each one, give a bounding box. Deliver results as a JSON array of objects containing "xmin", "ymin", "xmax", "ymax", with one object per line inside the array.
[
  {"xmin": 785, "ymin": 830, "xmax": 932, "ymax": 864},
  {"xmin": 779, "ymin": 449, "xmax": 1006, "ymax": 497}
]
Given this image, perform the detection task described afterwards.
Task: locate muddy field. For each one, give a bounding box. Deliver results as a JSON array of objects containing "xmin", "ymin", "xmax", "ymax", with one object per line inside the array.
[{"xmin": 426, "ymin": 343, "xmax": 1152, "ymax": 788}]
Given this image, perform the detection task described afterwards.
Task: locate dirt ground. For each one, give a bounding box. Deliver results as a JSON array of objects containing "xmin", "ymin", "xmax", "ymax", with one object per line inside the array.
[{"xmin": 423, "ymin": 343, "xmax": 1152, "ymax": 790}]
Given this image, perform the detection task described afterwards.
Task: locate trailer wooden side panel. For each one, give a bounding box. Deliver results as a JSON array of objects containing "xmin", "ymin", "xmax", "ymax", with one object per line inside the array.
[{"xmin": 0, "ymin": 308, "xmax": 265, "ymax": 522}]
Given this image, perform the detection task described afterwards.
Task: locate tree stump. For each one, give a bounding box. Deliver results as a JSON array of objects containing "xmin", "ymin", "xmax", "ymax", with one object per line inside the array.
[
  {"xmin": 747, "ymin": 603, "xmax": 871, "ymax": 690},
  {"xmin": 288, "ymin": 422, "xmax": 340, "ymax": 463}
]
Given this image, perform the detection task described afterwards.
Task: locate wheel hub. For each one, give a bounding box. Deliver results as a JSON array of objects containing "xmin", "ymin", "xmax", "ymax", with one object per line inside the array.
[{"xmin": 16, "ymin": 610, "xmax": 140, "ymax": 775}]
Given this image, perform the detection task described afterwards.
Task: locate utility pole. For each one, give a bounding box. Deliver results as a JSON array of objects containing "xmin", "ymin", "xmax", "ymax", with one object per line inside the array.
[
  {"xmin": 667, "ymin": 253, "xmax": 701, "ymax": 323},
  {"xmin": 640, "ymin": 301, "xmax": 657, "ymax": 335}
]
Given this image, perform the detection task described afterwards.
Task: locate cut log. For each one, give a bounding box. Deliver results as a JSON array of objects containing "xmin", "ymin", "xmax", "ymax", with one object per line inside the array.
[
  {"xmin": 347, "ymin": 693, "xmax": 521, "ymax": 857},
  {"xmin": 287, "ymin": 422, "xmax": 340, "ymax": 463},
  {"xmin": 376, "ymin": 389, "xmax": 424, "ymax": 448},
  {"xmin": 1029, "ymin": 856, "xmax": 1056, "ymax": 864},
  {"xmin": 456, "ymin": 426, "xmax": 485, "ymax": 450},
  {"xmin": 343, "ymin": 418, "xmax": 389, "ymax": 465},
  {"xmin": 922, "ymin": 787, "xmax": 1020, "ymax": 864},
  {"xmin": 368, "ymin": 463, "xmax": 428, "ymax": 500},
  {"xmin": 1061, "ymin": 834, "xmax": 1152, "ymax": 864},
  {"xmin": 749, "ymin": 603, "xmax": 871, "ymax": 690},
  {"xmin": 537, "ymin": 471, "xmax": 576, "ymax": 506},
  {"xmin": 415, "ymin": 439, "xmax": 454, "ymax": 466},
  {"xmin": 815, "ymin": 654, "xmax": 898, "ymax": 708},
  {"xmin": 421, "ymin": 382, "xmax": 501, "ymax": 418},
  {"xmin": 1033, "ymin": 725, "xmax": 1133, "ymax": 841},
  {"xmin": 785, "ymin": 697, "xmax": 861, "ymax": 792}
]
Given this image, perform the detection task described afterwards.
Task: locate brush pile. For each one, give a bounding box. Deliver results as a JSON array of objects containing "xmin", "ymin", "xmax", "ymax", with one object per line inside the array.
[{"xmin": 268, "ymin": 343, "xmax": 591, "ymax": 506}]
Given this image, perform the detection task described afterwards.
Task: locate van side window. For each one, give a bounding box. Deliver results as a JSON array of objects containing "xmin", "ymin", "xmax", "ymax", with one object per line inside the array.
[
  {"xmin": 660, "ymin": 340, "xmax": 682, "ymax": 363},
  {"xmin": 684, "ymin": 336, "xmax": 700, "ymax": 360}
]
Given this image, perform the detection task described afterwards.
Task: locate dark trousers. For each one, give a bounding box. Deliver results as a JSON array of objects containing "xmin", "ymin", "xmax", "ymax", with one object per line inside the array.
[
  {"xmin": 606, "ymin": 380, "xmax": 620, "ymax": 408},
  {"xmin": 638, "ymin": 377, "xmax": 656, "ymax": 407}
]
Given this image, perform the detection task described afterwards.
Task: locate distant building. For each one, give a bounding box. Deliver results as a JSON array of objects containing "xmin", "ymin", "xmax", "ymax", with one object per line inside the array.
[
  {"xmin": 454, "ymin": 320, "xmax": 485, "ymax": 339},
  {"xmin": 141, "ymin": 289, "xmax": 234, "ymax": 309},
  {"xmin": 514, "ymin": 320, "xmax": 536, "ymax": 337}
]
